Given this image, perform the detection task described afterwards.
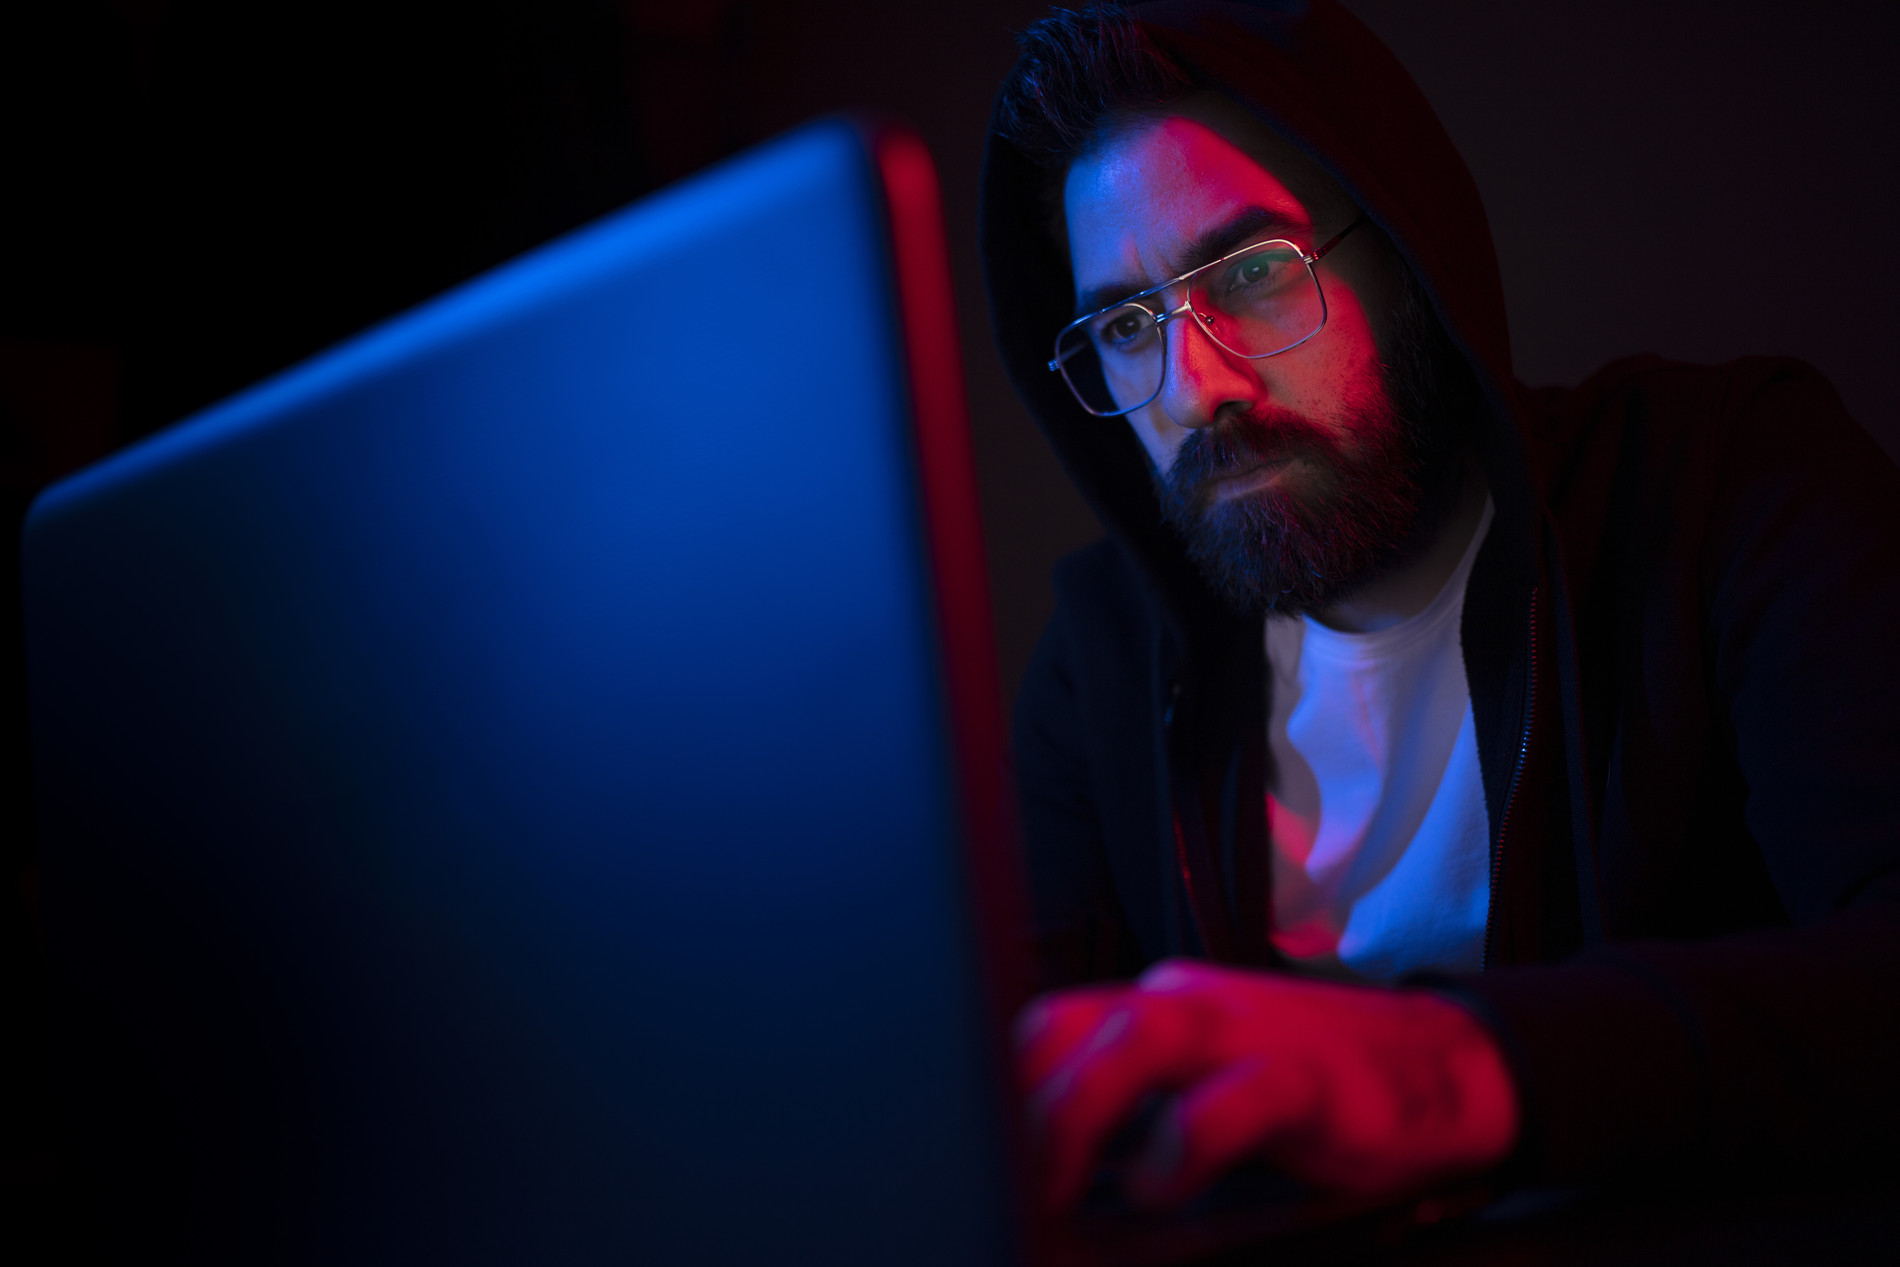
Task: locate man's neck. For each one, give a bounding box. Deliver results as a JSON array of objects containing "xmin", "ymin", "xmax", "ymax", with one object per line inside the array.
[{"xmin": 1309, "ymin": 449, "xmax": 1490, "ymax": 635}]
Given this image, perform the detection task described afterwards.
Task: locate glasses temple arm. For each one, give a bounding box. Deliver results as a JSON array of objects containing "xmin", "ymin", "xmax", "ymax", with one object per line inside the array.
[{"xmin": 1310, "ymin": 213, "xmax": 1368, "ymax": 262}]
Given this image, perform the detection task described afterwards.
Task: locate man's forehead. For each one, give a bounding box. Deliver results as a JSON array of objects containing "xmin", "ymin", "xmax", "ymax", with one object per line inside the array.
[{"xmin": 1064, "ymin": 112, "xmax": 1319, "ymax": 299}]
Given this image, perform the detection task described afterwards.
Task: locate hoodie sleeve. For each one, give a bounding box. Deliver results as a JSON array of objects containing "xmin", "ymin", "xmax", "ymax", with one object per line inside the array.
[
  {"xmin": 1460, "ymin": 359, "xmax": 1900, "ymax": 1183},
  {"xmin": 1012, "ymin": 541, "xmax": 1173, "ymax": 990},
  {"xmin": 1015, "ymin": 616, "xmax": 1124, "ymax": 989}
]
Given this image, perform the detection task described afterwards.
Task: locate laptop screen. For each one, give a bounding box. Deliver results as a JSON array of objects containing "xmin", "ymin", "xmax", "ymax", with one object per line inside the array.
[{"xmin": 25, "ymin": 120, "xmax": 1022, "ymax": 1265}]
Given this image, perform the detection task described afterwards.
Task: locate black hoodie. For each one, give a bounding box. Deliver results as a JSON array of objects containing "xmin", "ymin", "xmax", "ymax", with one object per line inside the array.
[{"xmin": 981, "ymin": 0, "xmax": 1900, "ymax": 1184}]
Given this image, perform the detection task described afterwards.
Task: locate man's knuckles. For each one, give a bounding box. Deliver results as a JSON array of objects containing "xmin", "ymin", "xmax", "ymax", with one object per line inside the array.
[{"xmin": 1016, "ymin": 991, "xmax": 1124, "ymax": 1087}]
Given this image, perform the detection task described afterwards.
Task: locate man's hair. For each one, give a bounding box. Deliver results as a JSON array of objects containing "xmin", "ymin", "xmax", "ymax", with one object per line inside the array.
[{"xmin": 995, "ymin": 3, "xmax": 1196, "ymax": 167}]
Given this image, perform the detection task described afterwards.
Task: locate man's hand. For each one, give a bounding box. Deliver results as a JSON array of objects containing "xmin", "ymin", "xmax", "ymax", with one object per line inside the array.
[{"xmin": 1016, "ymin": 960, "xmax": 1519, "ymax": 1211}]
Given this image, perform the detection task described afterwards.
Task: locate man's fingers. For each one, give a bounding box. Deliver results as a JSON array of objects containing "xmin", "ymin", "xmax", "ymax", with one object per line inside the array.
[
  {"xmin": 1125, "ymin": 1054, "xmax": 1318, "ymax": 1210},
  {"xmin": 1014, "ymin": 987, "xmax": 1124, "ymax": 1089},
  {"xmin": 1032, "ymin": 993, "xmax": 1205, "ymax": 1210}
]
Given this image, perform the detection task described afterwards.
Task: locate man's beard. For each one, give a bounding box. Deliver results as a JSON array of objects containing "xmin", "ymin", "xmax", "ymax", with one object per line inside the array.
[{"xmin": 1154, "ymin": 278, "xmax": 1471, "ymax": 617}]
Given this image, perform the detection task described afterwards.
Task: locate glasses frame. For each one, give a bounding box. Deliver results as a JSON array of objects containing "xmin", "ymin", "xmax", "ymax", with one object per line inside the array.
[{"xmin": 1046, "ymin": 214, "xmax": 1367, "ymax": 417}]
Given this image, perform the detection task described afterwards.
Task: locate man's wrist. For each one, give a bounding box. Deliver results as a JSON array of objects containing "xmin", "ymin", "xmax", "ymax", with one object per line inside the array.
[{"xmin": 1415, "ymin": 979, "xmax": 1536, "ymax": 1181}]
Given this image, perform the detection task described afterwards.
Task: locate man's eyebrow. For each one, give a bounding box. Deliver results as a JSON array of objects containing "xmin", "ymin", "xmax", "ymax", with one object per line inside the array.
[
  {"xmin": 1070, "ymin": 206, "xmax": 1310, "ymax": 319},
  {"xmin": 1073, "ymin": 277, "xmax": 1151, "ymax": 321},
  {"xmin": 1168, "ymin": 205, "xmax": 1308, "ymax": 276}
]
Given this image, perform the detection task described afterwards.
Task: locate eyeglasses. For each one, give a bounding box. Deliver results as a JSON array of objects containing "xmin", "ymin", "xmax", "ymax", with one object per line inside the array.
[{"xmin": 1047, "ymin": 215, "xmax": 1366, "ymax": 417}]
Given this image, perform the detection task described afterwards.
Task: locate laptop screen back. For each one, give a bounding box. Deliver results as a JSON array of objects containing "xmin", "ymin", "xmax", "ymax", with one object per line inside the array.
[{"xmin": 25, "ymin": 121, "xmax": 1018, "ymax": 1265}]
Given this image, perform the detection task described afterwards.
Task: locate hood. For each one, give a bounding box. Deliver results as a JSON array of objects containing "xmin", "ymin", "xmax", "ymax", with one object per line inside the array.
[{"xmin": 979, "ymin": 0, "xmax": 1540, "ymax": 640}]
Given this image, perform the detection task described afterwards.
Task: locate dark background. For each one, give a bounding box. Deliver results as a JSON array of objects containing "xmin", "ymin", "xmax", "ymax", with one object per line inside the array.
[{"xmin": 3, "ymin": 0, "xmax": 1896, "ymax": 1237}]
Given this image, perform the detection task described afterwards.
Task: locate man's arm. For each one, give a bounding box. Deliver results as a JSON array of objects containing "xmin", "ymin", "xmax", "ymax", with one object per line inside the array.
[
  {"xmin": 1013, "ymin": 592, "xmax": 1146, "ymax": 989},
  {"xmin": 1457, "ymin": 359, "xmax": 1900, "ymax": 1180}
]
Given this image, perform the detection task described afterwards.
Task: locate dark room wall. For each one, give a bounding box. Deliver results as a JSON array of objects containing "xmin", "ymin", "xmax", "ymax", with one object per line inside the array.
[{"xmin": 1344, "ymin": 0, "xmax": 1900, "ymax": 464}]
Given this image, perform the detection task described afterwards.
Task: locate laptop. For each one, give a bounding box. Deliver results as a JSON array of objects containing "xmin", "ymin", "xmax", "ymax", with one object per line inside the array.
[{"xmin": 24, "ymin": 118, "xmax": 1034, "ymax": 1265}]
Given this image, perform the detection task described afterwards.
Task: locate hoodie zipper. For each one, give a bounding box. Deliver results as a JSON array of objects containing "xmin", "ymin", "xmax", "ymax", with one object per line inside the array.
[
  {"xmin": 1163, "ymin": 680, "xmax": 1214, "ymax": 955},
  {"xmin": 1481, "ymin": 587, "xmax": 1538, "ymax": 972}
]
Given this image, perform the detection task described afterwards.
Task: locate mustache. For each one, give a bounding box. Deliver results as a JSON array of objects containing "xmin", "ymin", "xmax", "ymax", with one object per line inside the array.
[{"xmin": 1167, "ymin": 407, "xmax": 1344, "ymax": 500}]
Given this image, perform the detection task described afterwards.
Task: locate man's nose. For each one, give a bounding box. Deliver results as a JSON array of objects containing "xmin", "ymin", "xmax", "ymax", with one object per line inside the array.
[{"xmin": 1157, "ymin": 310, "xmax": 1263, "ymax": 430}]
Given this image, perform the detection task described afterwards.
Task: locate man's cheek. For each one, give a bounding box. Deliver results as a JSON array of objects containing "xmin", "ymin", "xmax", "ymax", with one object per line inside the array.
[
  {"xmin": 1127, "ymin": 406, "xmax": 1192, "ymax": 475},
  {"xmin": 1295, "ymin": 343, "xmax": 1388, "ymax": 443}
]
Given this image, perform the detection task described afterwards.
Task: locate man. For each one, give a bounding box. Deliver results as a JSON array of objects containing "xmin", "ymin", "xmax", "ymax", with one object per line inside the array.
[{"xmin": 980, "ymin": 0, "xmax": 1900, "ymax": 1213}]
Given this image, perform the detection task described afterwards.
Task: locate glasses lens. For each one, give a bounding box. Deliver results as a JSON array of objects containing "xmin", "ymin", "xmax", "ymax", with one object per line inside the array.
[
  {"xmin": 1056, "ymin": 303, "xmax": 1163, "ymax": 416},
  {"xmin": 1194, "ymin": 245, "xmax": 1323, "ymax": 356}
]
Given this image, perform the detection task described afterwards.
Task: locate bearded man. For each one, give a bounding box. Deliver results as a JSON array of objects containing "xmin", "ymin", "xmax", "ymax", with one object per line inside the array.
[{"xmin": 981, "ymin": 0, "xmax": 1900, "ymax": 1211}]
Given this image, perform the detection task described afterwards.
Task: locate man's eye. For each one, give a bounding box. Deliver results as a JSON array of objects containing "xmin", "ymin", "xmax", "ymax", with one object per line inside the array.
[
  {"xmin": 1234, "ymin": 254, "xmax": 1286, "ymax": 287},
  {"xmin": 1096, "ymin": 309, "xmax": 1151, "ymax": 345}
]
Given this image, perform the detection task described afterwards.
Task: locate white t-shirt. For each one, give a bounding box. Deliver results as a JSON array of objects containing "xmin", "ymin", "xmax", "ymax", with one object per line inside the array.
[{"xmin": 1264, "ymin": 498, "xmax": 1494, "ymax": 982}]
